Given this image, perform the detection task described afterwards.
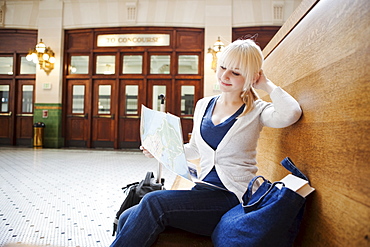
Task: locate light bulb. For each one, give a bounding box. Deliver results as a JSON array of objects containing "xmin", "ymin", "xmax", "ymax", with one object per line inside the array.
[
  {"xmin": 35, "ymin": 40, "xmax": 46, "ymax": 53},
  {"xmin": 26, "ymin": 54, "xmax": 33, "ymax": 61}
]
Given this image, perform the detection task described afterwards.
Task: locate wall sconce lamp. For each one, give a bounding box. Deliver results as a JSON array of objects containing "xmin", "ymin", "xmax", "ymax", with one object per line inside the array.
[
  {"xmin": 207, "ymin": 37, "xmax": 225, "ymax": 72},
  {"xmin": 26, "ymin": 39, "xmax": 55, "ymax": 75}
]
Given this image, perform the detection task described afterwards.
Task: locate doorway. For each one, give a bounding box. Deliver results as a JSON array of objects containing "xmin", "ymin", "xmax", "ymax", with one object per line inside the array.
[
  {"xmin": 64, "ymin": 27, "xmax": 204, "ymax": 149},
  {"xmin": 0, "ymin": 31, "xmax": 37, "ymax": 146}
]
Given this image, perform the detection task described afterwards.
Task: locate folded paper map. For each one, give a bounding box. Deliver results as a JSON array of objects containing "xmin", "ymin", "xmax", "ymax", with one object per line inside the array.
[
  {"xmin": 140, "ymin": 105, "xmax": 226, "ymax": 190},
  {"xmin": 140, "ymin": 105, "xmax": 192, "ymax": 180}
]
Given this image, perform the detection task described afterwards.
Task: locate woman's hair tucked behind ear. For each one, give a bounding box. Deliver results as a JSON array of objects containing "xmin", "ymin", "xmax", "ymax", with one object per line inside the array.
[{"xmin": 217, "ymin": 39, "xmax": 264, "ymax": 117}]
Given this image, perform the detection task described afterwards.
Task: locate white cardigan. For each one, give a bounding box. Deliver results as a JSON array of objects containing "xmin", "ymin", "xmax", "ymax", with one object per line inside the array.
[{"xmin": 183, "ymin": 87, "xmax": 302, "ymax": 202}]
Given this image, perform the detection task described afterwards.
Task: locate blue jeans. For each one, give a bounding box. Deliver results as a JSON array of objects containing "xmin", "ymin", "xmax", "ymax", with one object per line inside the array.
[{"xmin": 110, "ymin": 185, "xmax": 239, "ymax": 247}]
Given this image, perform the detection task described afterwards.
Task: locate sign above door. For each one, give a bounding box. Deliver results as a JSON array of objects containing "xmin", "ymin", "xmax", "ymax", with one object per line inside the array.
[{"xmin": 97, "ymin": 34, "xmax": 170, "ymax": 47}]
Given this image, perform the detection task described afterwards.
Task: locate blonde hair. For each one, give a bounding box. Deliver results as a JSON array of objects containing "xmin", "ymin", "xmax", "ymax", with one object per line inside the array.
[{"xmin": 217, "ymin": 39, "xmax": 264, "ymax": 116}]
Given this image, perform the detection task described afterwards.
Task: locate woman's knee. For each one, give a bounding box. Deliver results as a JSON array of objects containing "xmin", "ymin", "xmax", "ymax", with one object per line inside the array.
[
  {"xmin": 136, "ymin": 190, "xmax": 173, "ymax": 217},
  {"xmin": 140, "ymin": 190, "xmax": 168, "ymax": 204},
  {"xmin": 117, "ymin": 205, "xmax": 137, "ymax": 234}
]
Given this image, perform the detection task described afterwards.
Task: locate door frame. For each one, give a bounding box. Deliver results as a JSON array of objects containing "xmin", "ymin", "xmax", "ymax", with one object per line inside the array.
[
  {"xmin": 0, "ymin": 79, "xmax": 15, "ymax": 145},
  {"xmin": 15, "ymin": 80, "xmax": 35, "ymax": 146}
]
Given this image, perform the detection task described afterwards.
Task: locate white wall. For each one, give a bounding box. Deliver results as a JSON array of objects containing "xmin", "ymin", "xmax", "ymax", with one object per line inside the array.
[{"xmin": 2, "ymin": 0, "xmax": 302, "ymax": 101}]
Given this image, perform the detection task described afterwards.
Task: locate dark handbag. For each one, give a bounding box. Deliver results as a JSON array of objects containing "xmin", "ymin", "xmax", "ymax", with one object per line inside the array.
[
  {"xmin": 212, "ymin": 157, "xmax": 309, "ymax": 247},
  {"xmin": 112, "ymin": 171, "xmax": 164, "ymax": 236}
]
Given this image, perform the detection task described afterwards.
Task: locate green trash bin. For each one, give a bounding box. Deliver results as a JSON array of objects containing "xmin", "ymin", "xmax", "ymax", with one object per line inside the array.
[{"xmin": 33, "ymin": 122, "xmax": 45, "ymax": 148}]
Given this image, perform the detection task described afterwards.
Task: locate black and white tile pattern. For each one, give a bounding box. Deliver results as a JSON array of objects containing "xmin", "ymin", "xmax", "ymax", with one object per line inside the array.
[{"xmin": 0, "ymin": 148, "xmax": 176, "ymax": 247}]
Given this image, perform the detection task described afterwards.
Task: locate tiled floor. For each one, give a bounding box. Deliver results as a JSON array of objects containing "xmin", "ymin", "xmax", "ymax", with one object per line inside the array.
[{"xmin": 0, "ymin": 147, "xmax": 176, "ymax": 247}]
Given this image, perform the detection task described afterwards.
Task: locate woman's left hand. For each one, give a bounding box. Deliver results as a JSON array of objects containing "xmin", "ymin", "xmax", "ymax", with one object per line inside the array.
[{"xmin": 140, "ymin": 146, "xmax": 154, "ymax": 158}]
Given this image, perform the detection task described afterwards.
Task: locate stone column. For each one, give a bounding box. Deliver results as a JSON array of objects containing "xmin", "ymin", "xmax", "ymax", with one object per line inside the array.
[
  {"xmin": 34, "ymin": 0, "xmax": 64, "ymax": 148},
  {"xmin": 204, "ymin": 0, "xmax": 232, "ymax": 97}
]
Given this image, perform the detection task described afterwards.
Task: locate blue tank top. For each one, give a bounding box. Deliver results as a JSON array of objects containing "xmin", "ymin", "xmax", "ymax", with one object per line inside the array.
[{"xmin": 200, "ymin": 97, "xmax": 245, "ymax": 188}]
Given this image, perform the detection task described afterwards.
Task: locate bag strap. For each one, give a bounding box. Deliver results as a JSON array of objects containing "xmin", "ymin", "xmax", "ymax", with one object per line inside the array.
[
  {"xmin": 143, "ymin": 171, "xmax": 154, "ymax": 186},
  {"xmin": 241, "ymin": 158, "xmax": 308, "ymax": 208},
  {"xmin": 281, "ymin": 157, "xmax": 309, "ymax": 182},
  {"xmin": 243, "ymin": 177, "xmax": 284, "ymax": 209},
  {"xmin": 242, "ymin": 176, "xmax": 267, "ymax": 205},
  {"xmin": 122, "ymin": 182, "xmax": 139, "ymax": 193}
]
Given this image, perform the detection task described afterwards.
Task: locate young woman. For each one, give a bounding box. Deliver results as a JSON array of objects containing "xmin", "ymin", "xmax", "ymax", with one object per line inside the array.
[{"xmin": 110, "ymin": 39, "xmax": 302, "ymax": 247}]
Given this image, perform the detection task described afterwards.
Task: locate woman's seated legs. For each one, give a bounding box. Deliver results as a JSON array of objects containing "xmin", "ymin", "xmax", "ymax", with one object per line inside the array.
[{"xmin": 111, "ymin": 186, "xmax": 239, "ymax": 247}]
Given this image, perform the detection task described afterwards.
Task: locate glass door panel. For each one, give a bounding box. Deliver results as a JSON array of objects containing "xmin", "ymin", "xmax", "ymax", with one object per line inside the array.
[
  {"xmin": 21, "ymin": 85, "xmax": 33, "ymax": 113},
  {"xmin": 152, "ymin": 85, "xmax": 166, "ymax": 111},
  {"xmin": 0, "ymin": 85, "xmax": 10, "ymax": 112},
  {"xmin": 125, "ymin": 85, "xmax": 139, "ymax": 115},
  {"xmin": 147, "ymin": 80, "xmax": 172, "ymax": 114},
  {"xmin": 181, "ymin": 85, "xmax": 195, "ymax": 115},
  {"xmin": 72, "ymin": 85, "xmax": 85, "ymax": 114},
  {"xmin": 98, "ymin": 85, "xmax": 111, "ymax": 114}
]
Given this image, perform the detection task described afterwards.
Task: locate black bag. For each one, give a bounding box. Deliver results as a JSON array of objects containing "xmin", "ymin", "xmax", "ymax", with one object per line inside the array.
[{"xmin": 112, "ymin": 171, "xmax": 165, "ymax": 236}]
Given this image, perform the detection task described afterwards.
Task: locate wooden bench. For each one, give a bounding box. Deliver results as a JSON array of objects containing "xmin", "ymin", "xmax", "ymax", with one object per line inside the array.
[
  {"xmin": 154, "ymin": 226, "xmax": 213, "ymax": 247},
  {"xmin": 155, "ymin": 0, "xmax": 370, "ymax": 246},
  {"xmin": 256, "ymin": 0, "xmax": 369, "ymax": 246}
]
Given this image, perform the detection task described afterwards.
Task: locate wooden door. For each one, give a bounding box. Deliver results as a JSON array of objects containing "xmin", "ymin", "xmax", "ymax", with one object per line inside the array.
[
  {"xmin": 64, "ymin": 28, "xmax": 204, "ymax": 149},
  {"xmin": 118, "ymin": 79, "xmax": 145, "ymax": 149},
  {"xmin": 92, "ymin": 79, "xmax": 117, "ymax": 148},
  {"xmin": 0, "ymin": 80, "xmax": 14, "ymax": 145},
  {"xmin": 65, "ymin": 80, "xmax": 90, "ymax": 147},
  {"xmin": 15, "ymin": 80, "xmax": 34, "ymax": 146},
  {"xmin": 175, "ymin": 80, "xmax": 202, "ymax": 143}
]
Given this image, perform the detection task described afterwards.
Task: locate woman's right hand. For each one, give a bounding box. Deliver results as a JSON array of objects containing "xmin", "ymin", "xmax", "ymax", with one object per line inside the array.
[
  {"xmin": 253, "ymin": 69, "xmax": 277, "ymax": 94},
  {"xmin": 140, "ymin": 146, "xmax": 154, "ymax": 158}
]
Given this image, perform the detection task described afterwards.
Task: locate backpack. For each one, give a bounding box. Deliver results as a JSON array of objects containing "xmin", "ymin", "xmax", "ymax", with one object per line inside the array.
[{"xmin": 112, "ymin": 171, "xmax": 165, "ymax": 236}]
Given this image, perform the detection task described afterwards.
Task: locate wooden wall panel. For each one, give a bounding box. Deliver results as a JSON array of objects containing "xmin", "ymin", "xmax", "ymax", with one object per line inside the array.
[
  {"xmin": 175, "ymin": 30, "xmax": 204, "ymax": 50},
  {"xmin": 232, "ymin": 26, "xmax": 281, "ymax": 50},
  {"xmin": 256, "ymin": 0, "xmax": 370, "ymax": 246},
  {"xmin": 0, "ymin": 29, "xmax": 37, "ymax": 53},
  {"xmin": 66, "ymin": 30, "xmax": 93, "ymax": 52}
]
